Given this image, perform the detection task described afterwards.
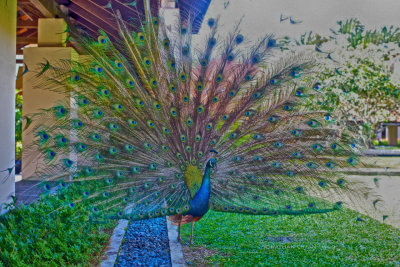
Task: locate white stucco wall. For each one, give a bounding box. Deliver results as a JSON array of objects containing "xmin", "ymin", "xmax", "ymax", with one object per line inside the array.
[{"xmin": 0, "ymin": 0, "xmax": 16, "ymax": 214}]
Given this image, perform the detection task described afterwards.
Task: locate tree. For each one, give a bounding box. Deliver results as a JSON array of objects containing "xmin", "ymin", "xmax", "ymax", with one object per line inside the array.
[
  {"xmin": 297, "ymin": 19, "xmax": 400, "ymax": 147},
  {"xmin": 314, "ymin": 55, "xmax": 400, "ymax": 147}
]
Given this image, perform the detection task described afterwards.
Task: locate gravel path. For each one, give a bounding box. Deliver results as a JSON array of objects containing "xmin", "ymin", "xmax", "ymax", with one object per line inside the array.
[{"xmin": 115, "ymin": 217, "xmax": 172, "ymax": 267}]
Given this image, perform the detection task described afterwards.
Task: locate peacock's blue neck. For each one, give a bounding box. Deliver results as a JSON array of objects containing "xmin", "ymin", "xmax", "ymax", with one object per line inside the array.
[
  {"xmin": 199, "ymin": 164, "xmax": 211, "ymax": 193},
  {"xmin": 187, "ymin": 162, "xmax": 212, "ymax": 217}
]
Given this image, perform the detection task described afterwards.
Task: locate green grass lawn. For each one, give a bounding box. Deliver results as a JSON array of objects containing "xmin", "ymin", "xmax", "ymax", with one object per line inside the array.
[{"xmin": 180, "ymin": 210, "xmax": 400, "ymax": 266}]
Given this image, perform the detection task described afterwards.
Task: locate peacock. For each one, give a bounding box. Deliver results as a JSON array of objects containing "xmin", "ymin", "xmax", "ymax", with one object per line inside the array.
[{"xmin": 24, "ymin": 4, "xmax": 380, "ymax": 244}]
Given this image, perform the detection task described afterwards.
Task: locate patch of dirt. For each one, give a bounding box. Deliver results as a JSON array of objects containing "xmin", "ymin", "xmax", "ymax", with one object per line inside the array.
[{"xmin": 182, "ymin": 244, "xmax": 227, "ymax": 266}]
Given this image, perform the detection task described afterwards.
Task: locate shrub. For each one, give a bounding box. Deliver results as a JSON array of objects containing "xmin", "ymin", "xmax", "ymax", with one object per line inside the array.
[{"xmin": 0, "ymin": 184, "xmax": 116, "ymax": 266}]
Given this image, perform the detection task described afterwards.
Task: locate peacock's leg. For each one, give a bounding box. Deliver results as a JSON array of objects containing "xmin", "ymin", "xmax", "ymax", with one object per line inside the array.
[
  {"xmin": 177, "ymin": 220, "xmax": 181, "ymax": 241},
  {"xmin": 189, "ymin": 221, "xmax": 194, "ymax": 244}
]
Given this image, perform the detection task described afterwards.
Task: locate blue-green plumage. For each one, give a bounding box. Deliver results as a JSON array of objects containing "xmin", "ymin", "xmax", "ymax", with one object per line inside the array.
[
  {"xmin": 187, "ymin": 159, "xmax": 216, "ymax": 218},
  {"xmin": 27, "ymin": 3, "xmax": 377, "ymax": 245}
]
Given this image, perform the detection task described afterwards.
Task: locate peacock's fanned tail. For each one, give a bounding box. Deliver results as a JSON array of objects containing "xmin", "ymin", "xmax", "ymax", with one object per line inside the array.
[{"xmin": 26, "ymin": 5, "xmax": 378, "ymax": 221}]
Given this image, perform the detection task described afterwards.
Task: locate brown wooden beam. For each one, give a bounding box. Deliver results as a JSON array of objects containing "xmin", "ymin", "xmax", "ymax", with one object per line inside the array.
[
  {"xmin": 17, "ymin": 0, "xmax": 32, "ymax": 4},
  {"xmin": 112, "ymin": 0, "xmax": 141, "ymax": 17},
  {"xmin": 67, "ymin": 3, "xmax": 120, "ymax": 40},
  {"xmin": 17, "ymin": 20, "xmax": 38, "ymax": 29},
  {"xmin": 70, "ymin": 0, "xmax": 116, "ymax": 29},
  {"xmin": 17, "ymin": 36, "xmax": 38, "ymax": 44},
  {"xmin": 29, "ymin": 0, "xmax": 57, "ymax": 18},
  {"xmin": 17, "ymin": 6, "xmax": 34, "ymax": 21}
]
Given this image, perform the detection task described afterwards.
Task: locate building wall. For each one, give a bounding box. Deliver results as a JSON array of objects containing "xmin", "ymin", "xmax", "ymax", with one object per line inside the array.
[
  {"xmin": 21, "ymin": 18, "xmax": 78, "ymax": 179},
  {"xmin": 22, "ymin": 47, "xmax": 78, "ymax": 179},
  {"xmin": 0, "ymin": 0, "xmax": 17, "ymax": 213}
]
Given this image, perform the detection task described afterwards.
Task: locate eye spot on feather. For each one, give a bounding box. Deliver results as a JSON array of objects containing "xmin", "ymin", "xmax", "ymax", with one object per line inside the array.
[
  {"xmin": 295, "ymin": 88, "xmax": 305, "ymax": 97},
  {"xmin": 207, "ymin": 18, "xmax": 215, "ymax": 27},
  {"xmin": 236, "ymin": 34, "xmax": 244, "ymax": 44},
  {"xmin": 152, "ymin": 17, "xmax": 159, "ymax": 26},
  {"xmin": 180, "ymin": 73, "xmax": 187, "ymax": 82},
  {"xmin": 253, "ymin": 92, "xmax": 261, "ymax": 99},
  {"xmin": 138, "ymin": 33, "xmax": 145, "ymax": 41},
  {"xmin": 314, "ymin": 82, "xmax": 321, "ymax": 90},
  {"xmin": 180, "ymin": 24, "xmax": 188, "ymax": 34},
  {"xmin": 208, "ymin": 37, "xmax": 216, "ymax": 47},
  {"xmin": 182, "ymin": 46, "xmax": 189, "ymax": 56},
  {"xmin": 180, "ymin": 135, "xmax": 186, "ymax": 142},
  {"xmin": 252, "ymin": 55, "xmax": 260, "ymax": 64},
  {"xmin": 296, "ymin": 186, "xmax": 303, "ymax": 193},
  {"xmin": 162, "ymin": 38, "xmax": 170, "ymax": 48}
]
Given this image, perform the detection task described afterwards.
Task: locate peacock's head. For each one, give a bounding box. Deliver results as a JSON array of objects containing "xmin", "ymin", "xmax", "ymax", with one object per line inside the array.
[
  {"xmin": 208, "ymin": 158, "xmax": 217, "ymax": 169},
  {"xmin": 207, "ymin": 150, "xmax": 218, "ymax": 170}
]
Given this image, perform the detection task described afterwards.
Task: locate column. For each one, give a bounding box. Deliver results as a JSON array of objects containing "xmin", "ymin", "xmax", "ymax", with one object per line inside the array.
[
  {"xmin": 388, "ymin": 125, "xmax": 398, "ymax": 146},
  {"xmin": 22, "ymin": 18, "xmax": 78, "ymax": 179},
  {"xmin": 0, "ymin": 0, "xmax": 17, "ymax": 214}
]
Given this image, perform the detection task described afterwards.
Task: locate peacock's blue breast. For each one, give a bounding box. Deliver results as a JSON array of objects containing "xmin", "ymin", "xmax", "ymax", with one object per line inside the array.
[{"xmin": 188, "ymin": 186, "xmax": 210, "ymax": 217}]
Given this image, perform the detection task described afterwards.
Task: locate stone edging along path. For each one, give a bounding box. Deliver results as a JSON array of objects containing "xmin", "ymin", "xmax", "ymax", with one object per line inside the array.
[{"xmin": 101, "ymin": 217, "xmax": 185, "ymax": 266}]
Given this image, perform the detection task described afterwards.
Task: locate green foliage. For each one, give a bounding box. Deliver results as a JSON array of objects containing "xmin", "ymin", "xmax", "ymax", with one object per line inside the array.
[
  {"xmin": 298, "ymin": 19, "xmax": 400, "ymax": 147},
  {"xmin": 373, "ymin": 139, "xmax": 400, "ymax": 148},
  {"xmin": 295, "ymin": 18, "xmax": 400, "ymax": 49},
  {"xmin": 0, "ymin": 184, "xmax": 116, "ymax": 266},
  {"xmin": 295, "ymin": 32, "xmax": 329, "ymax": 46},
  {"xmin": 15, "ymin": 89, "xmax": 22, "ymax": 159},
  {"xmin": 314, "ymin": 56, "xmax": 400, "ymax": 147},
  {"xmin": 335, "ymin": 18, "xmax": 400, "ymax": 48},
  {"xmin": 181, "ymin": 210, "xmax": 400, "ymax": 266}
]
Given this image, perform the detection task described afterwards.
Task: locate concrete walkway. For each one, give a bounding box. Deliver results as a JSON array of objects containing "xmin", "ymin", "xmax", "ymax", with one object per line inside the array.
[{"xmin": 363, "ymin": 149, "xmax": 400, "ymax": 156}]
